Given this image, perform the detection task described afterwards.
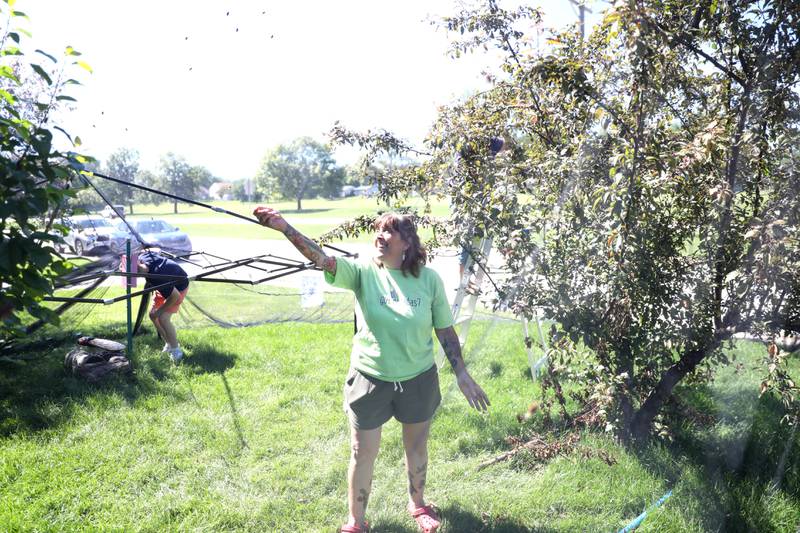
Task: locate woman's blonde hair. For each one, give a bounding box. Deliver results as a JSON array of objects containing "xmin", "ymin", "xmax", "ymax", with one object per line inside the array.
[{"xmin": 374, "ymin": 213, "xmax": 426, "ymax": 277}]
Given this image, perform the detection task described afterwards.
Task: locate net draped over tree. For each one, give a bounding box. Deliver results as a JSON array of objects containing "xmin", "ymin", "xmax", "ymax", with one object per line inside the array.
[{"xmin": 330, "ymin": 0, "xmax": 800, "ymax": 440}]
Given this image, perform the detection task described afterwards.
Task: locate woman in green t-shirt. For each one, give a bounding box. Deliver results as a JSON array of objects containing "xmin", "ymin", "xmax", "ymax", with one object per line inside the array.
[{"xmin": 254, "ymin": 206, "xmax": 490, "ymax": 533}]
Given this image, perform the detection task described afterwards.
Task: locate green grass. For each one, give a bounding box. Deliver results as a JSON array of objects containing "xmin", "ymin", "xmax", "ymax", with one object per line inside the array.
[
  {"xmin": 122, "ymin": 196, "xmax": 450, "ymax": 242},
  {"xmin": 2, "ymin": 299, "xmax": 798, "ymax": 531}
]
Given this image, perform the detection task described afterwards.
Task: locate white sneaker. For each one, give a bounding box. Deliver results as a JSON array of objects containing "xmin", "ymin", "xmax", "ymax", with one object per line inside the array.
[
  {"xmin": 162, "ymin": 343, "xmax": 170, "ymax": 353},
  {"xmin": 169, "ymin": 347, "xmax": 184, "ymax": 363}
]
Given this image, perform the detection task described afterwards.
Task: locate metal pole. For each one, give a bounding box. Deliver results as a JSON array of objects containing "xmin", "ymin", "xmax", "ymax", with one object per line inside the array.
[
  {"xmin": 568, "ymin": 0, "xmax": 591, "ymax": 41},
  {"xmin": 126, "ymin": 239, "xmax": 133, "ymax": 356}
]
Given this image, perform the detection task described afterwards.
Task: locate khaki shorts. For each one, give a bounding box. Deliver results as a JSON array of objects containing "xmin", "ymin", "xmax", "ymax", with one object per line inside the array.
[{"xmin": 343, "ymin": 365, "xmax": 441, "ymax": 430}]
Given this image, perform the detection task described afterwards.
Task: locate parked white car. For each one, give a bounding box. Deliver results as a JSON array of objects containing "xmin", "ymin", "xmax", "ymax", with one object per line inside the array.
[{"xmin": 63, "ymin": 215, "xmax": 130, "ymax": 256}]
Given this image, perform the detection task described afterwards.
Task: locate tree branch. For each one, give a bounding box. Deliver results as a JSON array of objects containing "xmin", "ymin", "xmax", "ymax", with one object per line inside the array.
[{"xmin": 645, "ymin": 17, "xmax": 746, "ymax": 87}]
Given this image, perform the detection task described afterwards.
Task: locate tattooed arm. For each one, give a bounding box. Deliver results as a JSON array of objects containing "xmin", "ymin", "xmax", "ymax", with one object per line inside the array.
[
  {"xmin": 435, "ymin": 326, "xmax": 467, "ymax": 375},
  {"xmin": 253, "ymin": 206, "xmax": 337, "ymax": 274},
  {"xmin": 435, "ymin": 326, "xmax": 490, "ymax": 411}
]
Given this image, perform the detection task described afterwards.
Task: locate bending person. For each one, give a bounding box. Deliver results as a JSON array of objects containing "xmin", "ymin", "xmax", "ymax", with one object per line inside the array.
[
  {"xmin": 253, "ymin": 206, "xmax": 490, "ymax": 533},
  {"xmin": 137, "ymin": 250, "xmax": 189, "ymax": 363}
]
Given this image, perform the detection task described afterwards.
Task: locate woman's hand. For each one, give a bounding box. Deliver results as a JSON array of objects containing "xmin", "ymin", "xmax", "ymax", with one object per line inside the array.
[
  {"xmin": 456, "ymin": 371, "xmax": 490, "ymax": 412},
  {"xmin": 253, "ymin": 206, "xmax": 337, "ymax": 274},
  {"xmin": 253, "ymin": 206, "xmax": 289, "ymax": 233}
]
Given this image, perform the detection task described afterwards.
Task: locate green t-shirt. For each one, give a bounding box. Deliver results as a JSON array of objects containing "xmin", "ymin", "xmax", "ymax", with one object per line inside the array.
[{"xmin": 325, "ymin": 256, "xmax": 453, "ymax": 381}]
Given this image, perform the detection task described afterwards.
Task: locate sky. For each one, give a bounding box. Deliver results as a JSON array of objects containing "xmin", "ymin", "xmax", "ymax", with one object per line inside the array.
[{"xmin": 16, "ymin": 1, "xmax": 606, "ymax": 182}]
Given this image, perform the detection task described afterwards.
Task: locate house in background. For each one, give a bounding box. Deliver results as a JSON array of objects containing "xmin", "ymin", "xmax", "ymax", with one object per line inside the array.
[
  {"xmin": 341, "ymin": 184, "xmax": 378, "ymax": 197},
  {"xmin": 209, "ymin": 182, "xmax": 233, "ymax": 200}
]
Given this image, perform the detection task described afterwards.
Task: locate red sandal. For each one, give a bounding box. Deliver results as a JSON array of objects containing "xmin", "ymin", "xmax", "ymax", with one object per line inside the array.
[
  {"xmin": 409, "ymin": 504, "xmax": 441, "ymax": 533},
  {"xmin": 340, "ymin": 521, "xmax": 370, "ymax": 533}
]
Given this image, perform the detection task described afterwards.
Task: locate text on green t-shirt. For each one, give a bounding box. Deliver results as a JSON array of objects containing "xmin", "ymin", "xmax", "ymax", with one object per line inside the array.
[{"xmin": 325, "ymin": 256, "xmax": 453, "ymax": 381}]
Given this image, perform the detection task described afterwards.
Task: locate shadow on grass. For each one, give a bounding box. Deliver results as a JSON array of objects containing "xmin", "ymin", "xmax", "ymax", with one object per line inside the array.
[
  {"xmin": 181, "ymin": 342, "xmax": 236, "ymax": 374},
  {"xmin": 0, "ymin": 331, "xmax": 153, "ymax": 437},
  {"xmin": 0, "ymin": 327, "xmax": 241, "ymax": 438},
  {"xmin": 631, "ymin": 383, "xmax": 800, "ymax": 532},
  {"xmin": 438, "ymin": 504, "xmax": 555, "ymax": 532},
  {"xmin": 180, "ymin": 342, "xmax": 247, "ymax": 450},
  {"xmin": 369, "ymin": 505, "xmax": 553, "ymax": 533}
]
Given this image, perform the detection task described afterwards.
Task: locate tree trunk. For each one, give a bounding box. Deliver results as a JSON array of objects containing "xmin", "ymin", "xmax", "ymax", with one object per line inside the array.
[
  {"xmin": 128, "ymin": 203, "xmax": 134, "ymax": 215},
  {"xmin": 296, "ymin": 196, "xmax": 302, "ymax": 211},
  {"xmin": 629, "ymin": 335, "xmax": 726, "ymax": 440},
  {"xmin": 629, "ymin": 86, "xmax": 753, "ymax": 440},
  {"xmin": 628, "ymin": 348, "xmax": 706, "ymax": 439},
  {"xmin": 173, "ymin": 199, "xmax": 178, "ymax": 214}
]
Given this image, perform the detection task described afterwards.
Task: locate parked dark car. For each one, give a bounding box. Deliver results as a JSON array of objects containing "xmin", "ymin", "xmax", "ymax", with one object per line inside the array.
[
  {"xmin": 120, "ymin": 218, "xmax": 192, "ymax": 255},
  {"xmin": 63, "ymin": 215, "xmax": 130, "ymax": 256}
]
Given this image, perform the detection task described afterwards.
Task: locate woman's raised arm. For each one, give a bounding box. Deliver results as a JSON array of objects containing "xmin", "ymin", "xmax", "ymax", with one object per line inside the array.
[{"xmin": 253, "ymin": 206, "xmax": 337, "ymax": 274}]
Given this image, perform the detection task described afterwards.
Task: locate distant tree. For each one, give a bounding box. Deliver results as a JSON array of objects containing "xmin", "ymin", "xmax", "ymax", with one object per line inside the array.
[
  {"xmin": 231, "ymin": 178, "xmax": 260, "ymax": 202},
  {"xmin": 68, "ymin": 160, "xmax": 101, "ymax": 212},
  {"xmin": 256, "ymin": 137, "xmax": 341, "ymax": 210},
  {"xmin": 134, "ymin": 169, "xmax": 160, "ymax": 206},
  {"xmin": 230, "ymin": 180, "xmax": 245, "ymax": 201},
  {"xmin": 157, "ymin": 153, "xmax": 193, "ymax": 214},
  {"xmin": 321, "ymin": 165, "xmax": 346, "ymax": 199},
  {"xmin": 101, "ymin": 148, "xmax": 139, "ymax": 213},
  {"xmin": 188, "ymin": 165, "xmax": 215, "ymax": 200},
  {"xmin": 343, "ymin": 164, "xmax": 365, "ymax": 187}
]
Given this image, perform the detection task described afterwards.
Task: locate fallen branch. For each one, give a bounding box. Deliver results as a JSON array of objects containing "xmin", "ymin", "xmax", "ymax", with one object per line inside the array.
[{"xmin": 477, "ymin": 432, "xmax": 585, "ymax": 471}]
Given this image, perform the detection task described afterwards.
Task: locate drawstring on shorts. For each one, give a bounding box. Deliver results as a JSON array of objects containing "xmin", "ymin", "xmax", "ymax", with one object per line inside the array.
[{"xmin": 393, "ymin": 381, "xmax": 404, "ymax": 393}]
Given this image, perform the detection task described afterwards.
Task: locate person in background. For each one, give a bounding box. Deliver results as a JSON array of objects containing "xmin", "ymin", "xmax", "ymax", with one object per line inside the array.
[
  {"xmin": 253, "ymin": 206, "xmax": 490, "ymax": 533},
  {"xmin": 137, "ymin": 250, "xmax": 189, "ymax": 363}
]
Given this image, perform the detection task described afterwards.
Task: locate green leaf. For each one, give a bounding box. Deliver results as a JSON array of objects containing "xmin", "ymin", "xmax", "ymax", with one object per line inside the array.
[
  {"xmin": 74, "ymin": 60, "xmax": 93, "ymax": 73},
  {"xmin": 7, "ymin": 31, "xmax": 19, "ymax": 43},
  {"xmin": 30, "ymin": 64, "xmax": 52, "ymax": 85},
  {"xmin": 35, "ymin": 49, "xmax": 58, "ymax": 63},
  {"xmin": 0, "ymin": 241, "xmax": 9, "ymax": 271},
  {"xmin": 65, "ymin": 46, "xmax": 81, "ymax": 56},
  {"xmin": 11, "ymin": 121, "xmax": 31, "ymax": 141},
  {"xmin": 30, "ymin": 128, "xmax": 52, "ymax": 156},
  {"xmin": 0, "ymin": 65, "xmax": 20, "ymax": 83},
  {"xmin": 29, "ymin": 247, "xmax": 52, "ymax": 269},
  {"xmin": 55, "ymin": 95, "xmax": 77, "ymax": 102},
  {"xmin": 0, "ymin": 89, "xmax": 14, "ymax": 105}
]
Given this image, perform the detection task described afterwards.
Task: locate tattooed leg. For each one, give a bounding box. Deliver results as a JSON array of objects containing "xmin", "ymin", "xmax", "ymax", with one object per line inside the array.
[
  {"xmin": 347, "ymin": 425, "xmax": 381, "ymax": 526},
  {"xmin": 402, "ymin": 420, "xmax": 432, "ymax": 508}
]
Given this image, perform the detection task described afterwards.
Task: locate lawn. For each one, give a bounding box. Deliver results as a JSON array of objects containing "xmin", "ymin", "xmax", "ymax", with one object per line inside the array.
[
  {"xmin": 1, "ymin": 292, "xmax": 798, "ymax": 532},
  {"xmin": 119, "ymin": 196, "xmax": 451, "ymax": 242}
]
